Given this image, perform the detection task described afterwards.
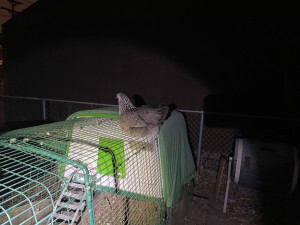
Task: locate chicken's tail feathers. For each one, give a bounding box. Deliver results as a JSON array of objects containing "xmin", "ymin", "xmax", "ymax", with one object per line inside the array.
[
  {"xmin": 160, "ymin": 103, "xmax": 177, "ymax": 123},
  {"xmin": 159, "ymin": 106, "xmax": 169, "ymax": 122}
]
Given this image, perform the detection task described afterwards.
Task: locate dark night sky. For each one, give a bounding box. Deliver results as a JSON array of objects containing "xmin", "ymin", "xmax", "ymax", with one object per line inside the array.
[{"xmin": 2, "ymin": 1, "xmax": 300, "ymax": 117}]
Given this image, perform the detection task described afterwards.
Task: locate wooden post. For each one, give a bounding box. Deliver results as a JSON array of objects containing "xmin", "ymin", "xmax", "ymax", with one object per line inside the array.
[
  {"xmin": 214, "ymin": 154, "xmax": 226, "ymax": 201},
  {"xmin": 223, "ymin": 157, "xmax": 233, "ymax": 212}
]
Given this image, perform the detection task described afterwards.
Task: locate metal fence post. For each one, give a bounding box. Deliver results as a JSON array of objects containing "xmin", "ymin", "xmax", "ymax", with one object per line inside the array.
[
  {"xmin": 196, "ymin": 112, "xmax": 204, "ymax": 167},
  {"xmin": 42, "ymin": 99, "xmax": 46, "ymax": 121}
]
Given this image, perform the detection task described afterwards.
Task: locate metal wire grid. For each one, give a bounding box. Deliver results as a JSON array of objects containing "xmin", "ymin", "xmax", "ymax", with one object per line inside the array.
[
  {"xmin": 3, "ymin": 96, "xmax": 258, "ymax": 174},
  {"xmin": 1, "ymin": 96, "xmax": 204, "ymax": 160},
  {"xmin": 200, "ymin": 126, "xmax": 241, "ymax": 171},
  {"xmin": 0, "ymin": 116, "xmax": 165, "ymax": 224},
  {"xmin": 2, "ymin": 96, "xmax": 206, "ymax": 169},
  {"xmin": 45, "ymin": 101, "xmax": 107, "ymax": 122},
  {"xmin": 88, "ymin": 191, "xmax": 162, "ymax": 225},
  {"xmin": 181, "ymin": 111, "xmax": 202, "ymax": 160},
  {"xmin": 0, "ymin": 146, "xmax": 63, "ymax": 225},
  {"xmin": 2, "ymin": 96, "xmax": 112, "ymax": 123}
]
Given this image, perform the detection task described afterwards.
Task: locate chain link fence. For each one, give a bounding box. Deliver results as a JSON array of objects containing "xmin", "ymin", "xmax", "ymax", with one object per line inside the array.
[
  {"xmin": 3, "ymin": 95, "xmax": 300, "ymax": 204},
  {"xmin": 1, "ymin": 96, "xmax": 206, "ymax": 166},
  {"xmin": 2, "ymin": 96, "xmax": 260, "ymax": 173},
  {"xmin": 6, "ymin": 95, "xmax": 297, "ymax": 174},
  {"xmin": 201, "ymin": 126, "xmax": 241, "ymax": 171},
  {"xmin": 180, "ymin": 110, "xmax": 203, "ymax": 163},
  {"xmin": 3, "ymin": 96, "xmax": 300, "ymax": 225}
]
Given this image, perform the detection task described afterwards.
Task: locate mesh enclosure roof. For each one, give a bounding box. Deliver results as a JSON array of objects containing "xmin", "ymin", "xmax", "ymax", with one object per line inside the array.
[{"xmin": 0, "ymin": 107, "xmax": 196, "ymax": 224}]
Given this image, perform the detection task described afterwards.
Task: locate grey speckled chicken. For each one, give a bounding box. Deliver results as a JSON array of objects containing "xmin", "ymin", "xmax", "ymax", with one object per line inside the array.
[{"xmin": 116, "ymin": 92, "xmax": 169, "ymax": 137}]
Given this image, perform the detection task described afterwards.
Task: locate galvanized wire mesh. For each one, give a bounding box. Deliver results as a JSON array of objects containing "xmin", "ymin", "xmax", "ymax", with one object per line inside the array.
[
  {"xmin": 200, "ymin": 126, "xmax": 241, "ymax": 171},
  {"xmin": 5, "ymin": 96, "xmax": 265, "ymax": 174},
  {"xmin": 0, "ymin": 115, "xmax": 166, "ymax": 224},
  {"xmin": 181, "ymin": 111, "xmax": 202, "ymax": 160},
  {"xmin": 3, "ymin": 96, "xmax": 112, "ymax": 123},
  {"xmin": 45, "ymin": 101, "xmax": 111, "ymax": 122},
  {"xmin": 8, "ymin": 96, "xmax": 300, "ymax": 223},
  {"xmin": 1, "ymin": 96, "xmax": 204, "ymax": 161},
  {"xmin": 0, "ymin": 143, "xmax": 64, "ymax": 225}
]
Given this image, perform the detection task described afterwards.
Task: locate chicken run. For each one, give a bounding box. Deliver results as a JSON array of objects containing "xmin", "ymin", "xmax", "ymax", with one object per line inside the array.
[{"xmin": 0, "ymin": 106, "xmax": 196, "ymax": 224}]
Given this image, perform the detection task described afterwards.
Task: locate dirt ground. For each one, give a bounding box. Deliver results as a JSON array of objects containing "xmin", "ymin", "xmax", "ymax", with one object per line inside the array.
[{"xmin": 171, "ymin": 166, "xmax": 300, "ymax": 225}]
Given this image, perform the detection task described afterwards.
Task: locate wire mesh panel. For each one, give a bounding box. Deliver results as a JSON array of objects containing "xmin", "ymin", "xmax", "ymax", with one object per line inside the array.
[
  {"xmin": 180, "ymin": 111, "xmax": 203, "ymax": 160},
  {"xmin": 200, "ymin": 126, "xmax": 240, "ymax": 171},
  {"xmin": 45, "ymin": 102, "xmax": 110, "ymax": 122},
  {"xmin": 0, "ymin": 140, "xmax": 65, "ymax": 224},
  {"xmin": 0, "ymin": 116, "xmax": 166, "ymax": 225},
  {"xmin": 2, "ymin": 96, "xmax": 115, "ymax": 124},
  {"xmin": 1, "ymin": 96, "xmax": 203, "ymax": 168}
]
